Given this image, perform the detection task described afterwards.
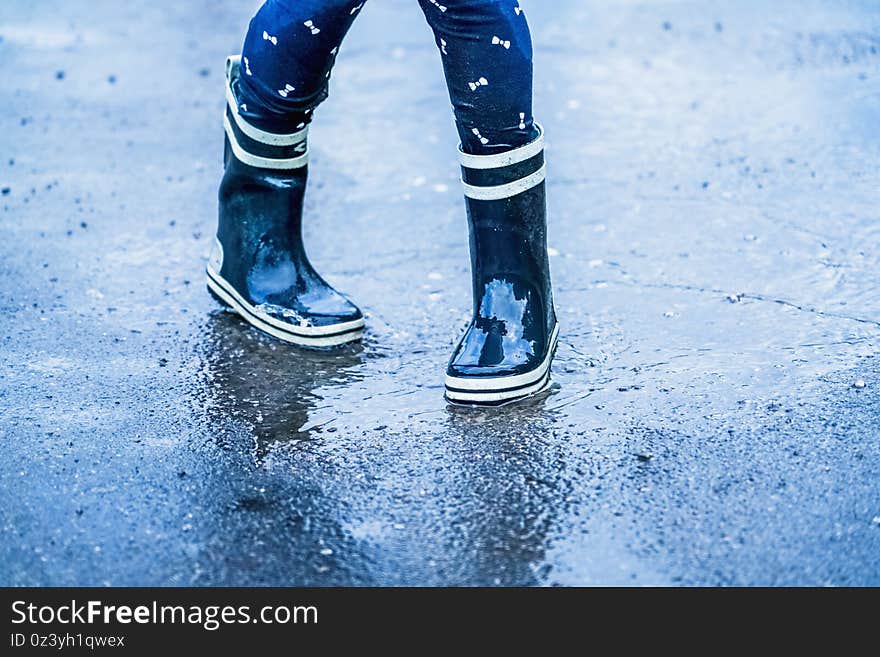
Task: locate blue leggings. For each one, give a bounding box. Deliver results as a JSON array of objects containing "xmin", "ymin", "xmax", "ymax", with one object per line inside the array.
[{"xmin": 235, "ymin": 0, "xmax": 538, "ymax": 155}]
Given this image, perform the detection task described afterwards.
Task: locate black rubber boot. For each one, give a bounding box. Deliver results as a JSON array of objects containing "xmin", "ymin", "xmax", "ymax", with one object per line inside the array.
[
  {"xmin": 445, "ymin": 125, "xmax": 558, "ymax": 405},
  {"xmin": 207, "ymin": 56, "xmax": 364, "ymax": 348}
]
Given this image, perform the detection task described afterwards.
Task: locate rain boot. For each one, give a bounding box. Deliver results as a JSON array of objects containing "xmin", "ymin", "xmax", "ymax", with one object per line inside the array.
[
  {"xmin": 444, "ymin": 125, "xmax": 558, "ymax": 405},
  {"xmin": 206, "ymin": 56, "xmax": 364, "ymax": 348}
]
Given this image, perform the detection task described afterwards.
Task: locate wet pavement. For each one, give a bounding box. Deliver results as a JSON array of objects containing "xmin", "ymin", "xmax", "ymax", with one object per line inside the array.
[{"xmin": 1, "ymin": 0, "xmax": 879, "ymax": 586}]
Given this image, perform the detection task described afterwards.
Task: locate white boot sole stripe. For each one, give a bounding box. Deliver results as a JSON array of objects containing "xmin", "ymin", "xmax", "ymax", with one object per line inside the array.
[
  {"xmin": 207, "ymin": 274, "xmax": 364, "ymax": 347},
  {"xmin": 445, "ymin": 368, "xmax": 552, "ymax": 405},
  {"xmin": 444, "ymin": 323, "xmax": 559, "ymax": 392},
  {"xmin": 206, "ymin": 266, "xmax": 365, "ymax": 341},
  {"xmin": 445, "ymin": 365, "xmax": 549, "ymax": 395}
]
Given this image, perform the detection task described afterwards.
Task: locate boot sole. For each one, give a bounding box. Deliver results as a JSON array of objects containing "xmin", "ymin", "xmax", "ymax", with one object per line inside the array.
[
  {"xmin": 206, "ymin": 265, "xmax": 365, "ymax": 348},
  {"xmin": 444, "ymin": 323, "xmax": 559, "ymax": 406}
]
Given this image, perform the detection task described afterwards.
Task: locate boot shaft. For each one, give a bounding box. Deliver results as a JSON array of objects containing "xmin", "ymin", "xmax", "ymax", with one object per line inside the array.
[
  {"xmin": 458, "ymin": 126, "xmax": 555, "ymax": 329},
  {"xmin": 217, "ymin": 56, "xmax": 314, "ymax": 295}
]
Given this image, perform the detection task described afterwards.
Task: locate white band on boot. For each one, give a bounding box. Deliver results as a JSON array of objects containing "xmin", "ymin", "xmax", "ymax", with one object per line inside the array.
[
  {"xmin": 458, "ymin": 124, "xmax": 546, "ymax": 200},
  {"xmin": 225, "ymin": 55, "xmax": 309, "ymax": 148},
  {"xmin": 223, "ymin": 115, "xmax": 310, "ymax": 169},
  {"xmin": 457, "ymin": 124, "xmax": 544, "ymax": 169},
  {"xmin": 461, "ymin": 165, "xmax": 547, "ymax": 200}
]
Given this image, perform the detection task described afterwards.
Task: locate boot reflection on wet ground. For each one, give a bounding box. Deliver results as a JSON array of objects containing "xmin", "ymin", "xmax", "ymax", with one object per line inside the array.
[
  {"xmin": 200, "ymin": 311, "xmax": 366, "ymax": 461},
  {"xmin": 191, "ymin": 310, "xmax": 569, "ymax": 585}
]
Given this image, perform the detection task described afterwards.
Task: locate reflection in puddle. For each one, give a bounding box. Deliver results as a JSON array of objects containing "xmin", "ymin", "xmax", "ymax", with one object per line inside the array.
[
  {"xmin": 187, "ymin": 311, "xmax": 572, "ymax": 584},
  {"xmin": 198, "ymin": 310, "xmax": 366, "ymax": 461},
  {"xmin": 436, "ymin": 401, "xmax": 569, "ymax": 585}
]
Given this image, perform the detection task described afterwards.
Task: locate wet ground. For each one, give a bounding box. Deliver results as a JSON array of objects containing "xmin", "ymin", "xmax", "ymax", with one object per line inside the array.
[{"xmin": 1, "ymin": 0, "xmax": 879, "ymax": 586}]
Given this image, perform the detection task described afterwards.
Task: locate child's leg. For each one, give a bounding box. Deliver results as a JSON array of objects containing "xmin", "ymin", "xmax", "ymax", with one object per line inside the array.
[
  {"xmin": 417, "ymin": 0, "xmax": 539, "ymax": 155},
  {"xmin": 208, "ymin": 0, "xmax": 370, "ymax": 347},
  {"xmin": 235, "ymin": 0, "xmax": 368, "ymax": 132},
  {"xmin": 418, "ymin": 1, "xmax": 556, "ymax": 404}
]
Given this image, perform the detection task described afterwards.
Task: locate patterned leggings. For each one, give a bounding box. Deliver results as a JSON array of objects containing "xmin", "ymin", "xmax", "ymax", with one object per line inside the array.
[{"xmin": 235, "ymin": 0, "xmax": 538, "ymax": 155}]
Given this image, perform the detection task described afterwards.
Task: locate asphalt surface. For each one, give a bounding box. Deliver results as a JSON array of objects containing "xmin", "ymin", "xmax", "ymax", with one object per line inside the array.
[{"xmin": 1, "ymin": 0, "xmax": 879, "ymax": 586}]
